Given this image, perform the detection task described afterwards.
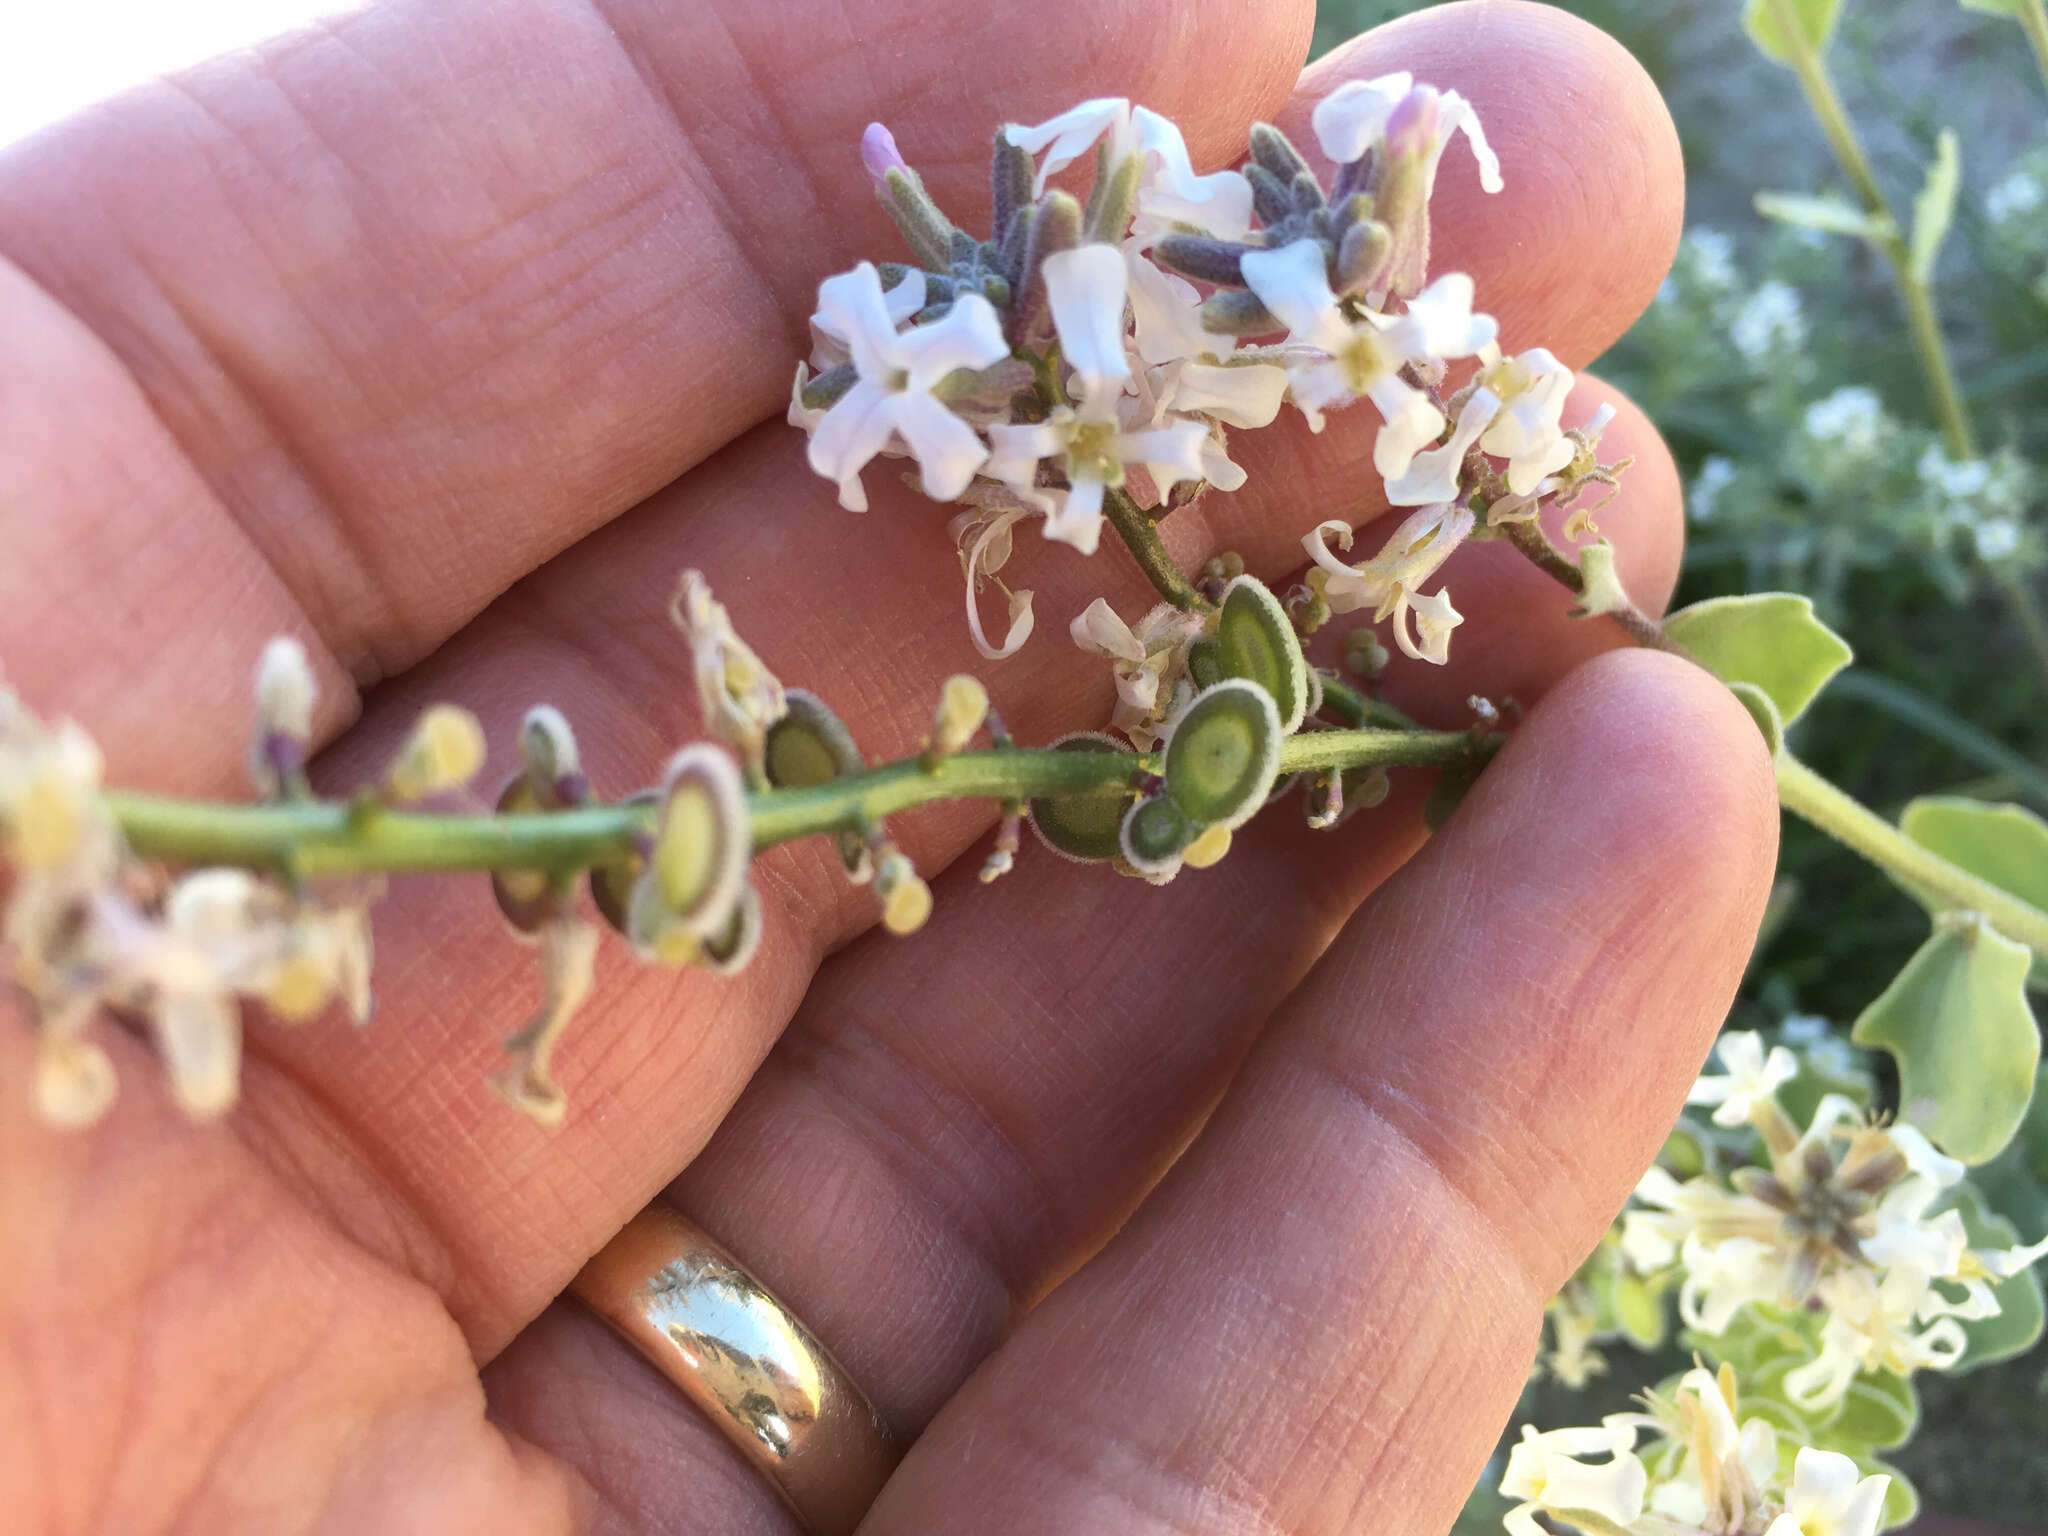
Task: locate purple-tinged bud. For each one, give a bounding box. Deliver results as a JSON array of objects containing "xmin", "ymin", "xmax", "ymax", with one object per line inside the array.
[
  {"xmin": 1382, "ymin": 85, "xmax": 1442, "ymax": 161},
  {"xmin": 861, "ymin": 122, "xmax": 908, "ymax": 186}
]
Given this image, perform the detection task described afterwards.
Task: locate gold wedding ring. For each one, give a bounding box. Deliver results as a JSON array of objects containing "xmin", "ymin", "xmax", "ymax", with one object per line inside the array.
[{"xmin": 571, "ymin": 1204, "xmax": 900, "ymax": 1535}]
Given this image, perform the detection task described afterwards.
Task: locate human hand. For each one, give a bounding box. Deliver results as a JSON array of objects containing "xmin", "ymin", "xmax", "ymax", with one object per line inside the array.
[{"xmin": 0, "ymin": 1, "xmax": 1777, "ymax": 1531}]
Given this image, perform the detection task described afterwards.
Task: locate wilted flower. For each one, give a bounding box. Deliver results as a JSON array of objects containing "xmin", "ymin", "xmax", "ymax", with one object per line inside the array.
[
  {"xmin": 674, "ymin": 570, "xmax": 787, "ymax": 772},
  {"xmin": 1303, "ymin": 506, "xmax": 1473, "ymax": 665}
]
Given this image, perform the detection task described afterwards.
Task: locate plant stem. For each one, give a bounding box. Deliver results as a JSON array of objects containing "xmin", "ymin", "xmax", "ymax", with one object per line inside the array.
[
  {"xmin": 1776, "ymin": 755, "xmax": 2048, "ymax": 962},
  {"xmin": 1103, "ymin": 486, "xmax": 1201, "ymax": 610},
  {"xmin": 1316, "ymin": 672, "xmax": 1420, "ymax": 731},
  {"xmin": 2019, "ymin": 0, "xmax": 2048, "ymax": 95},
  {"xmin": 103, "ymin": 726, "xmax": 1489, "ymax": 877},
  {"xmin": 1497, "ymin": 517, "xmax": 1688, "ymax": 657}
]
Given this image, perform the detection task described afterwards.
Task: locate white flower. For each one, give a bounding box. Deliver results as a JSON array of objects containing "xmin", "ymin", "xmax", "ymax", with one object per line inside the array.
[
  {"xmin": 1123, "ymin": 357, "xmax": 1288, "ymax": 500},
  {"xmin": 948, "ymin": 491, "xmax": 1041, "ymax": 660},
  {"xmin": 1801, "ymin": 386, "xmax": 1886, "ymax": 455},
  {"xmin": 1762, "ymin": 1449, "xmax": 1891, "ymax": 1536},
  {"xmin": 1389, "ymin": 347, "xmax": 1576, "ymax": 504},
  {"xmin": 1311, "ymin": 72, "xmax": 1502, "ymax": 193},
  {"xmin": 804, "ymin": 263, "xmax": 1009, "ymax": 511},
  {"xmin": 1070, "ymin": 598, "xmax": 1207, "ymax": 747},
  {"xmin": 1731, "ymin": 280, "xmax": 1806, "ymax": 360},
  {"xmin": 1302, "ymin": 505, "xmax": 1473, "ymax": 665},
  {"xmin": 1687, "ymin": 1030, "xmax": 1799, "ymax": 1128},
  {"xmin": 1004, "ymin": 100, "xmax": 1252, "ymax": 240},
  {"xmin": 1976, "ymin": 518, "xmax": 2022, "ymax": 561},
  {"xmin": 1684, "ymin": 228, "xmax": 1739, "ymax": 294},
  {"xmin": 1691, "ymin": 455, "xmax": 1738, "ymax": 523},
  {"xmin": 985, "ymin": 246, "xmax": 1209, "ymax": 552},
  {"xmin": 1637, "ymin": 1367, "xmax": 1780, "ymax": 1530},
  {"xmin": 673, "ymin": 570, "xmax": 786, "ymax": 767},
  {"xmin": 1124, "ymin": 242, "xmax": 1232, "ymax": 365},
  {"xmin": 808, "ymin": 267, "xmax": 926, "ymax": 371},
  {"xmin": 1988, "ymin": 168, "xmax": 2043, "ymax": 225},
  {"xmin": 1240, "ymin": 238, "xmax": 1495, "ymax": 467},
  {"xmin": 1499, "ymin": 1422, "xmax": 1647, "ymax": 1536}
]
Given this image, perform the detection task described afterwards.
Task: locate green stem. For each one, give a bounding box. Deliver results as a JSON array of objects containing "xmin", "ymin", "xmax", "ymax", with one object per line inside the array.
[
  {"xmin": 2019, "ymin": 0, "xmax": 2048, "ymax": 95},
  {"xmin": 1316, "ymin": 672, "xmax": 1420, "ymax": 731},
  {"xmin": 1776, "ymin": 755, "xmax": 2048, "ymax": 962},
  {"xmin": 1497, "ymin": 516, "xmax": 1687, "ymax": 656},
  {"xmin": 1103, "ymin": 487, "xmax": 1201, "ymax": 610},
  {"xmin": 104, "ymin": 727, "xmax": 1487, "ymax": 876}
]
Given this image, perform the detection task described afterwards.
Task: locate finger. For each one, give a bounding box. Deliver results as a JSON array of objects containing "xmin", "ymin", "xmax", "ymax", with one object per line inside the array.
[
  {"xmin": 860, "ymin": 649, "xmax": 1779, "ymax": 1535},
  {"xmin": 0, "ymin": 0, "xmax": 1312, "ymax": 719},
  {"xmin": 475, "ymin": 374, "xmax": 1681, "ymax": 1521},
  {"xmin": 212, "ymin": 4, "xmax": 1687, "ymax": 1357}
]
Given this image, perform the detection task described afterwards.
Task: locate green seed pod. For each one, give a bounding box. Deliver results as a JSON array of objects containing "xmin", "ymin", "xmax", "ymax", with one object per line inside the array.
[
  {"xmin": 590, "ymin": 789, "xmax": 658, "ymax": 938},
  {"xmin": 763, "ymin": 691, "xmax": 872, "ymax": 882},
  {"xmin": 1216, "ymin": 575, "xmax": 1309, "ymax": 733},
  {"xmin": 1160, "ymin": 679, "xmax": 1282, "ymax": 831},
  {"xmin": 1026, "ymin": 732, "xmax": 1137, "ymax": 863},
  {"xmin": 1185, "ymin": 636, "xmax": 1224, "ymax": 691},
  {"xmin": 491, "ymin": 773, "xmax": 558, "ymax": 937},
  {"xmin": 1119, "ymin": 793, "xmax": 1195, "ymax": 878},
  {"xmin": 625, "ymin": 745, "xmax": 750, "ymax": 958},
  {"xmin": 700, "ymin": 885, "xmax": 765, "ymax": 975}
]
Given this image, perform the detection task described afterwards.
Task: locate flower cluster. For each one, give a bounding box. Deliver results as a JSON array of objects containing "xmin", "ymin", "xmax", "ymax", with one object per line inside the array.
[
  {"xmin": 1620, "ymin": 1031, "xmax": 2048, "ymax": 1412},
  {"xmin": 786, "ymin": 81, "xmax": 1621, "ymax": 733},
  {"xmin": 1502, "ymin": 1364, "xmax": 1891, "ymax": 1536}
]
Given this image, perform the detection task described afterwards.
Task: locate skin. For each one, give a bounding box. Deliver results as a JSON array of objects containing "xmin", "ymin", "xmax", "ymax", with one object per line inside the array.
[{"xmin": 0, "ymin": 1, "xmax": 1780, "ymax": 1532}]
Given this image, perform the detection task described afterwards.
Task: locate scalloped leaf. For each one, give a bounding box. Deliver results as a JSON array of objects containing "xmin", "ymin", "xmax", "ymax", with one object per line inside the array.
[
  {"xmin": 1899, "ymin": 796, "xmax": 2048, "ymax": 916},
  {"xmin": 1726, "ymin": 680, "xmax": 1785, "ymax": 759},
  {"xmin": 1818, "ymin": 1370, "xmax": 1918, "ymax": 1453},
  {"xmin": 1662, "ymin": 593, "xmax": 1852, "ymax": 725},
  {"xmin": 1743, "ymin": 0, "xmax": 1843, "ymax": 61},
  {"xmin": 1851, "ymin": 917, "xmax": 2041, "ymax": 1164}
]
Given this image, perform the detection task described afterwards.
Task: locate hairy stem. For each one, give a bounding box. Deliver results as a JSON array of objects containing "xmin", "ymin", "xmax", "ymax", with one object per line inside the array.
[
  {"xmin": 2020, "ymin": 0, "xmax": 2048, "ymax": 96},
  {"xmin": 1776, "ymin": 755, "xmax": 2048, "ymax": 963},
  {"xmin": 1498, "ymin": 517, "xmax": 1688, "ymax": 657},
  {"xmin": 104, "ymin": 727, "xmax": 1489, "ymax": 876},
  {"xmin": 1103, "ymin": 487, "xmax": 1201, "ymax": 610}
]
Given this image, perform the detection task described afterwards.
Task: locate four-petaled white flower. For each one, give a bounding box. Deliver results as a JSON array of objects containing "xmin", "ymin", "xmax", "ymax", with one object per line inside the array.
[
  {"xmin": 1311, "ymin": 71, "xmax": 1503, "ymax": 194},
  {"xmin": 1240, "ymin": 239, "xmax": 1495, "ymax": 475},
  {"xmin": 1302, "ymin": 505, "xmax": 1474, "ymax": 665},
  {"xmin": 1388, "ymin": 346, "xmax": 1576, "ymax": 505},
  {"xmin": 1004, "ymin": 99, "xmax": 1253, "ymax": 239},
  {"xmin": 1499, "ymin": 1422, "xmax": 1648, "ymax": 1536},
  {"xmin": 1762, "ymin": 1448, "xmax": 1892, "ymax": 1536},
  {"xmin": 1687, "ymin": 1029, "xmax": 1799, "ymax": 1128},
  {"xmin": 985, "ymin": 245, "xmax": 1209, "ymax": 552},
  {"xmin": 806, "ymin": 262, "xmax": 1010, "ymax": 512}
]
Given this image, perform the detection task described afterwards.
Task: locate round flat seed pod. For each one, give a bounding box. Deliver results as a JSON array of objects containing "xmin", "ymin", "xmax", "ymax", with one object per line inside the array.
[
  {"xmin": 764, "ymin": 690, "xmax": 863, "ymax": 788},
  {"xmin": 1119, "ymin": 793, "xmax": 1195, "ymax": 877},
  {"xmin": 590, "ymin": 790, "xmax": 656, "ymax": 938},
  {"xmin": 491, "ymin": 774, "xmax": 557, "ymax": 935},
  {"xmin": 1216, "ymin": 575, "xmax": 1308, "ymax": 733},
  {"xmin": 1027, "ymin": 732, "xmax": 1137, "ymax": 863},
  {"xmin": 1186, "ymin": 635, "xmax": 1224, "ymax": 690},
  {"xmin": 1160, "ymin": 679, "xmax": 1282, "ymax": 831},
  {"xmin": 700, "ymin": 884, "xmax": 764, "ymax": 974},
  {"xmin": 647, "ymin": 744, "xmax": 750, "ymax": 933}
]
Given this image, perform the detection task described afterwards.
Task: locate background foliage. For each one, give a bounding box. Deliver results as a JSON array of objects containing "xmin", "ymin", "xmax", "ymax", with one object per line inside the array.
[{"xmin": 1311, "ymin": 0, "xmax": 2048, "ymax": 1523}]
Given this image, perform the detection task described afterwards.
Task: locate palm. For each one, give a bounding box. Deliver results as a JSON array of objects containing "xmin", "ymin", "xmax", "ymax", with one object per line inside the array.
[{"xmin": 0, "ymin": 1, "xmax": 1775, "ymax": 1531}]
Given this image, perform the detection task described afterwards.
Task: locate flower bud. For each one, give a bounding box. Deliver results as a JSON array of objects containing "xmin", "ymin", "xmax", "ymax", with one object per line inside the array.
[
  {"xmin": 926, "ymin": 675, "xmax": 990, "ymax": 764},
  {"xmin": 519, "ymin": 704, "xmax": 584, "ymax": 803},
  {"xmin": 861, "ymin": 121, "xmax": 909, "ymax": 185},
  {"xmin": 250, "ymin": 636, "xmax": 316, "ymax": 796},
  {"xmin": 875, "ymin": 848, "xmax": 932, "ymax": 935},
  {"xmin": 384, "ymin": 704, "xmax": 487, "ymax": 802}
]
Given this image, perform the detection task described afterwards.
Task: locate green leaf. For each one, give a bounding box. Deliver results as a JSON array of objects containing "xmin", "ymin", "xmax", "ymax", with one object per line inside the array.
[
  {"xmin": 1820, "ymin": 1371, "xmax": 1919, "ymax": 1452},
  {"xmin": 1851, "ymin": 916, "xmax": 2042, "ymax": 1164},
  {"xmin": 1663, "ymin": 593, "xmax": 1854, "ymax": 725},
  {"xmin": 1908, "ymin": 131, "xmax": 1961, "ymax": 285},
  {"xmin": 1160, "ymin": 680, "xmax": 1282, "ymax": 830},
  {"xmin": 1871, "ymin": 1459, "xmax": 1919, "ymax": 1530},
  {"xmin": 1961, "ymin": 0, "xmax": 2027, "ymax": 17},
  {"xmin": 1743, "ymin": 0, "xmax": 1844, "ymax": 61},
  {"xmin": 1899, "ymin": 796, "xmax": 2048, "ymax": 988},
  {"xmin": 1754, "ymin": 190, "xmax": 1895, "ymax": 244},
  {"xmin": 1726, "ymin": 681, "xmax": 1785, "ymax": 759},
  {"xmin": 1026, "ymin": 732, "xmax": 1137, "ymax": 864},
  {"xmin": 1613, "ymin": 1270, "xmax": 1668, "ymax": 1350},
  {"xmin": 1215, "ymin": 576, "xmax": 1309, "ymax": 733},
  {"xmin": 1944, "ymin": 1185, "xmax": 2046, "ymax": 1371}
]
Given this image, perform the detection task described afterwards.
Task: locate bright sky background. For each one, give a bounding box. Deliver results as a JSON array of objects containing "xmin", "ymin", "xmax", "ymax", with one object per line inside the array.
[{"xmin": 0, "ymin": 1, "xmax": 370, "ymax": 147}]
